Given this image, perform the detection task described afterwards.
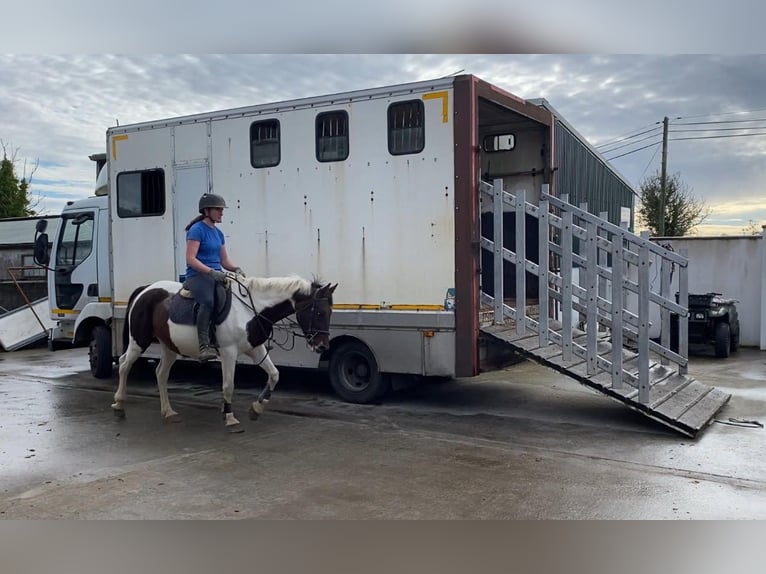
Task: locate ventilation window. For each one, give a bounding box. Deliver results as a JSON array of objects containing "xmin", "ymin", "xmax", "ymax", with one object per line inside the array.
[
  {"xmin": 116, "ymin": 169, "xmax": 165, "ymax": 217},
  {"xmin": 316, "ymin": 111, "xmax": 349, "ymax": 162},
  {"xmin": 250, "ymin": 119, "xmax": 280, "ymax": 168},
  {"xmin": 388, "ymin": 100, "xmax": 425, "ymax": 155}
]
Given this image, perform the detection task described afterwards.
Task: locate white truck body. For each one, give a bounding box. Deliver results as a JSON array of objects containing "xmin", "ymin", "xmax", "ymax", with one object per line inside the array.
[{"xmin": 47, "ymin": 75, "xmax": 560, "ymax": 397}]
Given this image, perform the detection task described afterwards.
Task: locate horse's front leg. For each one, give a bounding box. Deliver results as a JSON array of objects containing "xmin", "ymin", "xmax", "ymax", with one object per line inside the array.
[
  {"xmin": 219, "ymin": 346, "xmax": 243, "ymax": 432},
  {"xmin": 112, "ymin": 339, "xmax": 143, "ymax": 417},
  {"xmin": 248, "ymin": 344, "xmax": 279, "ymax": 421}
]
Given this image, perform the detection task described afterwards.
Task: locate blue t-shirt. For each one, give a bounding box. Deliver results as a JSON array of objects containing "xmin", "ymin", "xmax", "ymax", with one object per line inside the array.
[{"xmin": 185, "ymin": 221, "xmax": 225, "ymax": 278}]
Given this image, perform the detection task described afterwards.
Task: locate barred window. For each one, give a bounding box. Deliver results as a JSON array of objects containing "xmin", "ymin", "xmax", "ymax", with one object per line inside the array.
[
  {"xmin": 250, "ymin": 119, "xmax": 280, "ymax": 168},
  {"xmin": 388, "ymin": 100, "xmax": 425, "ymax": 155},
  {"xmin": 116, "ymin": 169, "xmax": 165, "ymax": 218},
  {"xmin": 316, "ymin": 111, "xmax": 349, "ymax": 162}
]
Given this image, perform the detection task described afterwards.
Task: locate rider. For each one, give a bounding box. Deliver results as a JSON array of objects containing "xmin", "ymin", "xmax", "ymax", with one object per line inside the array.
[{"xmin": 184, "ymin": 193, "xmax": 245, "ymax": 362}]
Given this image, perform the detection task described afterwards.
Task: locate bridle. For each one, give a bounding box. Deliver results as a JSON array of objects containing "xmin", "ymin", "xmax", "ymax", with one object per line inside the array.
[
  {"xmin": 292, "ymin": 294, "xmax": 331, "ymax": 348},
  {"xmin": 229, "ymin": 275, "xmax": 330, "ymax": 349}
]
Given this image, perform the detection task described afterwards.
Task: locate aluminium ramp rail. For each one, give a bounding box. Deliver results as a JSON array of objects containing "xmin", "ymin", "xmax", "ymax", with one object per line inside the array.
[{"xmin": 478, "ymin": 180, "xmax": 730, "ymax": 437}]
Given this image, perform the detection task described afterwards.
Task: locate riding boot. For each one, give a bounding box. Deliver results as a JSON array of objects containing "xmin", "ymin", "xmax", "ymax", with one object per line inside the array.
[{"xmin": 196, "ymin": 305, "xmax": 217, "ymax": 362}]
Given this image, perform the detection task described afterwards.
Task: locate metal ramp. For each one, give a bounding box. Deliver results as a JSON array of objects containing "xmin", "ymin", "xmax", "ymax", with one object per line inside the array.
[{"xmin": 479, "ymin": 180, "xmax": 730, "ymax": 437}]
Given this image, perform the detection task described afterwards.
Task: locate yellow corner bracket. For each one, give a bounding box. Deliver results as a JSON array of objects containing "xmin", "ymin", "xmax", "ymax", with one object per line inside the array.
[
  {"xmin": 422, "ymin": 91, "xmax": 449, "ymax": 123},
  {"xmin": 111, "ymin": 134, "xmax": 128, "ymax": 160}
]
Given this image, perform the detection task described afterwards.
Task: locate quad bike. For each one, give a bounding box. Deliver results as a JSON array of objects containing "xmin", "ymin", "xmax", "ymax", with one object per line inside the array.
[{"xmin": 671, "ymin": 292, "xmax": 740, "ymax": 358}]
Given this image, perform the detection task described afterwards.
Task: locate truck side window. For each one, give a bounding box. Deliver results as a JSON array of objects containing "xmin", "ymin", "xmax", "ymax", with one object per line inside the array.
[
  {"xmin": 316, "ymin": 111, "xmax": 349, "ymax": 162},
  {"xmin": 388, "ymin": 100, "xmax": 425, "ymax": 156},
  {"xmin": 56, "ymin": 212, "xmax": 94, "ymax": 266},
  {"xmin": 116, "ymin": 169, "xmax": 166, "ymax": 217},
  {"xmin": 250, "ymin": 119, "xmax": 280, "ymax": 168}
]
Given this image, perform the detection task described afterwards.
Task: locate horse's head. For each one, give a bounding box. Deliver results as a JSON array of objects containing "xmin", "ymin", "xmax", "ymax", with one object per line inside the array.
[{"xmin": 294, "ymin": 281, "xmax": 337, "ymax": 353}]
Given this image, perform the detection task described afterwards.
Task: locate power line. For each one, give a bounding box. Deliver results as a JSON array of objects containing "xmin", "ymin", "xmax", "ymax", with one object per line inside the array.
[
  {"xmin": 598, "ymin": 132, "xmax": 662, "ymax": 154},
  {"xmin": 671, "ymin": 126, "xmax": 766, "ymax": 133},
  {"xmin": 677, "ymin": 107, "xmax": 766, "ymax": 120},
  {"xmin": 595, "ymin": 124, "xmax": 662, "ymax": 149},
  {"xmin": 639, "ymin": 142, "xmax": 661, "ymax": 180},
  {"xmin": 673, "ymin": 118, "xmax": 766, "ymax": 126},
  {"xmin": 670, "ymin": 132, "xmax": 766, "ymax": 141},
  {"xmin": 604, "ymin": 141, "xmax": 661, "ymax": 161}
]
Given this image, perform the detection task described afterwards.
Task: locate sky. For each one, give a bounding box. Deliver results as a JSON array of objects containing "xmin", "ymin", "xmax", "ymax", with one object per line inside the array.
[{"xmin": 1, "ymin": 54, "xmax": 765, "ymax": 236}]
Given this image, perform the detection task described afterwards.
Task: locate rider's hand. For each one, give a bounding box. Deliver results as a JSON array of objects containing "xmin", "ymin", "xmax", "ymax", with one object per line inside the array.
[
  {"xmin": 234, "ymin": 267, "xmax": 246, "ymax": 278},
  {"xmin": 209, "ymin": 269, "xmax": 228, "ymax": 284}
]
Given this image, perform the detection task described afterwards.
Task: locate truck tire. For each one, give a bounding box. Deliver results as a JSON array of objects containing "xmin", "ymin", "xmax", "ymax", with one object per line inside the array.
[
  {"xmin": 714, "ymin": 322, "xmax": 730, "ymax": 358},
  {"xmin": 89, "ymin": 325, "xmax": 113, "ymax": 378},
  {"xmin": 328, "ymin": 341, "xmax": 391, "ymax": 404}
]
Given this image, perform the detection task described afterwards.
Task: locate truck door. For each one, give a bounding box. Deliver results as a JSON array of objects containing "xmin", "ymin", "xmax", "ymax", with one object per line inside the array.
[
  {"xmin": 52, "ymin": 210, "xmax": 98, "ymax": 311},
  {"xmin": 173, "ymin": 165, "xmax": 209, "ymax": 281}
]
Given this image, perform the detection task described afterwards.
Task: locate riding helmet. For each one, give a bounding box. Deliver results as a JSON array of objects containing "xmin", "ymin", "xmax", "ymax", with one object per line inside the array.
[{"xmin": 198, "ymin": 193, "xmax": 227, "ymax": 214}]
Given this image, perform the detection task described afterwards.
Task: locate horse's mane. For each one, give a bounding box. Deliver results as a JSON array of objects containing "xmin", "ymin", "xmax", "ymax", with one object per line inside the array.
[{"xmin": 241, "ymin": 275, "xmax": 317, "ymax": 309}]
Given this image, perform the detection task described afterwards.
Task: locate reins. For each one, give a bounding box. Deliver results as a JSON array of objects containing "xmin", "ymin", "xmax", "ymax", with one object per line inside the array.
[{"xmin": 227, "ymin": 274, "xmax": 328, "ymax": 355}]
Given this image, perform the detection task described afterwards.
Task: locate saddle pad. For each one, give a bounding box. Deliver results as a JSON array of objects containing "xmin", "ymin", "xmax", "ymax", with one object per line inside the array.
[
  {"xmin": 168, "ymin": 294, "xmax": 198, "ymax": 325},
  {"xmin": 168, "ymin": 284, "xmax": 234, "ymax": 326}
]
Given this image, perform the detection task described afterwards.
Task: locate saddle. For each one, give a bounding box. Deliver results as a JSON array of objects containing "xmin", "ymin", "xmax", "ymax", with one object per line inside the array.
[{"xmin": 168, "ymin": 280, "xmax": 233, "ymax": 331}]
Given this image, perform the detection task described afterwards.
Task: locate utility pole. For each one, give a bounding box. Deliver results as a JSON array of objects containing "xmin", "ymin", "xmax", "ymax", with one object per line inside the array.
[{"xmin": 659, "ymin": 116, "xmax": 669, "ymax": 236}]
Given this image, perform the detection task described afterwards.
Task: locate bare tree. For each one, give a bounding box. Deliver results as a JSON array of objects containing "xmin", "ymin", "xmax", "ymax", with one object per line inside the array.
[{"xmin": 637, "ymin": 170, "xmax": 710, "ymax": 236}]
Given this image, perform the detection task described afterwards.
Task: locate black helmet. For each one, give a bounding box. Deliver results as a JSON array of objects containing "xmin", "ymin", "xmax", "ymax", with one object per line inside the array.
[{"xmin": 198, "ymin": 193, "xmax": 227, "ymax": 214}]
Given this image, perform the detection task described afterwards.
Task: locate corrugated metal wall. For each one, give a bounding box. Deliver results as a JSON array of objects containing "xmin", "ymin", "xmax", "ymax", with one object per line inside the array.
[{"xmin": 553, "ymin": 119, "xmax": 636, "ymax": 230}]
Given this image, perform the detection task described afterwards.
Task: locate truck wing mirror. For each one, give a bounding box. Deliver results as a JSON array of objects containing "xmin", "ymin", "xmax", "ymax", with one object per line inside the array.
[{"xmin": 34, "ymin": 231, "xmax": 50, "ymax": 266}]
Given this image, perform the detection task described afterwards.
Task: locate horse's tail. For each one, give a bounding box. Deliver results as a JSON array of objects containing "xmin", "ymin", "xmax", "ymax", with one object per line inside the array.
[{"xmin": 123, "ymin": 284, "xmax": 149, "ymax": 353}]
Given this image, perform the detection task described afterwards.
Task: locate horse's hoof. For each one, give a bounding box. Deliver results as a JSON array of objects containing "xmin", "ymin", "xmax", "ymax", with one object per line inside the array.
[
  {"xmin": 249, "ymin": 401, "xmax": 265, "ymax": 420},
  {"xmin": 163, "ymin": 412, "xmax": 182, "ymax": 424},
  {"xmin": 227, "ymin": 423, "xmax": 245, "ymax": 434},
  {"xmin": 112, "ymin": 408, "xmax": 126, "ymax": 419}
]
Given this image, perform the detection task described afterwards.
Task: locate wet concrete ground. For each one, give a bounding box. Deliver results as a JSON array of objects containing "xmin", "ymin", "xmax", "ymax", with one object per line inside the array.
[{"xmin": 0, "ymin": 344, "xmax": 764, "ymax": 518}]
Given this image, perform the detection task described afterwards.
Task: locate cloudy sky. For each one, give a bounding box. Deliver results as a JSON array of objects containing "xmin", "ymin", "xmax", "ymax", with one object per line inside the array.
[{"xmin": 1, "ymin": 54, "xmax": 765, "ymax": 235}]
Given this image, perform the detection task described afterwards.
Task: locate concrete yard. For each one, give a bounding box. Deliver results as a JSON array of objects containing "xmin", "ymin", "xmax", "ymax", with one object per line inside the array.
[{"xmin": 0, "ymin": 344, "xmax": 764, "ymax": 519}]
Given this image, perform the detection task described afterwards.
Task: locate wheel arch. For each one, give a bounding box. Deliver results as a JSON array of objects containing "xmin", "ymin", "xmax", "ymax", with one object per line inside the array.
[
  {"xmin": 73, "ymin": 302, "xmax": 112, "ymax": 345},
  {"xmin": 321, "ymin": 334, "xmax": 381, "ymax": 366},
  {"xmin": 74, "ymin": 316, "xmax": 111, "ymax": 345}
]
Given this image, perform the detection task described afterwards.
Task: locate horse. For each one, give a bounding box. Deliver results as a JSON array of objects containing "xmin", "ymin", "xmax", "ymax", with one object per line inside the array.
[{"xmin": 112, "ymin": 273, "xmax": 337, "ymax": 432}]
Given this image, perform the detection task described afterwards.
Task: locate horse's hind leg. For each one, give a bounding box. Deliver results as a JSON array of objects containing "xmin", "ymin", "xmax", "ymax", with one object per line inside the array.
[
  {"xmin": 112, "ymin": 339, "xmax": 143, "ymax": 417},
  {"xmin": 219, "ymin": 346, "xmax": 242, "ymax": 432},
  {"xmin": 248, "ymin": 345, "xmax": 279, "ymax": 421},
  {"xmin": 156, "ymin": 345, "xmax": 180, "ymax": 423}
]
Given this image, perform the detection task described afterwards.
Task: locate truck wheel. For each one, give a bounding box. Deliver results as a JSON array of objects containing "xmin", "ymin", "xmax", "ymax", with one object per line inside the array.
[
  {"xmin": 89, "ymin": 325, "xmax": 113, "ymax": 378},
  {"xmin": 328, "ymin": 341, "xmax": 391, "ymax": 404},
  {"xmin": 714, "ymin": 322, "xmax": 730, "ymax": 358}
]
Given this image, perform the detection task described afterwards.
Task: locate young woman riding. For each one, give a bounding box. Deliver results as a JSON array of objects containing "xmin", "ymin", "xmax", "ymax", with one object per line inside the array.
[{"xmin": 184, "ymin": 193, "xmax": 245, "ymax": 362}]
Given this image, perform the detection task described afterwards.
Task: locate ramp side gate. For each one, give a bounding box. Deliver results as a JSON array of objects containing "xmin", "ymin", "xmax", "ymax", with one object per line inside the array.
[{"xmin": 478, "ymin": 179, "xmax": 730, "ymax": 437}]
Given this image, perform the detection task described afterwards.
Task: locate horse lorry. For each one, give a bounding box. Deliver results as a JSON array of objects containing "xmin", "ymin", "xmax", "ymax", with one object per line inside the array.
[{"xmin": 44, "ymin": 74, "xmax": 636, "ymax": 404}]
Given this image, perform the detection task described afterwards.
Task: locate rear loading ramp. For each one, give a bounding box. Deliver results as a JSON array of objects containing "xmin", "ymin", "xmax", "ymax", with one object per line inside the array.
[
  {"xmin": 478, "ymin": 179, "xmax": 731, "ymax": 438},
  {"xmin": 481, "ymin": 321, "xmax": 730, "ymax": 437}
]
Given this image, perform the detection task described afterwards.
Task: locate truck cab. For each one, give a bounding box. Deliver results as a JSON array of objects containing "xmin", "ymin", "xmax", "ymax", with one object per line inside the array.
[{"xmin": 47, "ymin": 166, "xmax": 112, "ymax": 376}]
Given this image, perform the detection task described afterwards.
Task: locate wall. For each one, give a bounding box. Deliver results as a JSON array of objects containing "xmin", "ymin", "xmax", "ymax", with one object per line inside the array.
[{"xmin": 650, "ymin": 231, "xmax": 765, "ymax": 348}]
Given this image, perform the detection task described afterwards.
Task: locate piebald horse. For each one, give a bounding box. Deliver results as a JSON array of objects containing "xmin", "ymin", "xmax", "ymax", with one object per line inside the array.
[{"xmin": 113, "ymin": 274, "xmax": 336, "ymax": 432}]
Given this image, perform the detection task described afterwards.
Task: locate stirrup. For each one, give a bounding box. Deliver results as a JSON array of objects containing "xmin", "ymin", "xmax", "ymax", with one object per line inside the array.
[{"xmin": 198, "ymin": 345, "xmax": 218, "ymax": 363}]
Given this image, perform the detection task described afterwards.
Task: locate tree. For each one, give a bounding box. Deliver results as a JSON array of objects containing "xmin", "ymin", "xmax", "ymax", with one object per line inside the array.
[
  {"xmin": 0, "ymin": 141, "xmax": 38, "ymax": 218},
  {"xmin": 742, "ymin": 219, "xmax": 763, "ymax": 236},
  {"xmin": 637, "ymin": 170, "xmax": 710, "ymax": 236}
]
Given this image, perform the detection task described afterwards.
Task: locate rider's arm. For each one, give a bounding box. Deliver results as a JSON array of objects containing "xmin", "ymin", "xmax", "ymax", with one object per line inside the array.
[
  {"xmin": 186, "ymin": 239, "xmax": 215, "ymax": 274},
  {"xmin": 219, "ymin": 245, "xmax": 239, "ymax": 273}
]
